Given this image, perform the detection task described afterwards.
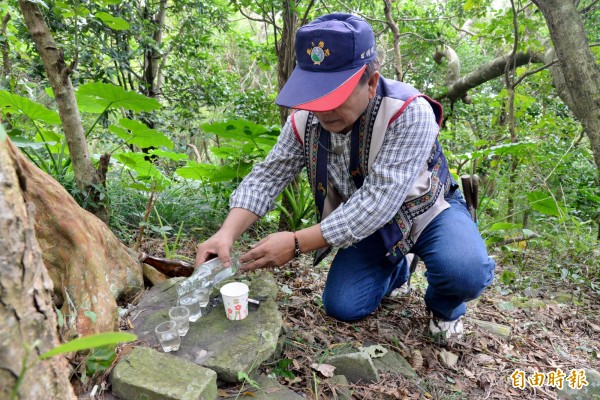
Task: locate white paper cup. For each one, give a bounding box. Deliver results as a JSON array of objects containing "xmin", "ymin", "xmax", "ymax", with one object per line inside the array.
[{"xmin": 220, "ymin": 282, "xmax": 249, "ymax": 321}]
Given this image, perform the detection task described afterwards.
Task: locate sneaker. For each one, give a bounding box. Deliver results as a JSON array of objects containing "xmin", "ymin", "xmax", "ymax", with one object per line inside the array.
[
  {"xmin": 389, "ymin": 282, "xmax": 411, "ymax": 297},
  {"xmin": 429, "ymin": 312, "xmax": 464, "ymax": 340}
]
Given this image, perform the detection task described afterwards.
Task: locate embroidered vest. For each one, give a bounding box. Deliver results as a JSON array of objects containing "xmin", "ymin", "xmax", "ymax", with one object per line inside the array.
[{"xmin": 292, "ymin": 78, "xmax": 453, "ymax": 265}]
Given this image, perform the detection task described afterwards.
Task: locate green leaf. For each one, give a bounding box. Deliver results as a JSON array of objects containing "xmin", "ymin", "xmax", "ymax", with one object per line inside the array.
[
  {"xmin": 95, "ymin": 12, "xmax": 130, "ymax": 30},
  {"xmin": 149, "ymin": 149, "xmax": 189, "ymax": 161},
  {"xmin": 77, "ymin": 83, "xmax": 160, "ymax": 113},
  {"xmin": 39, "ymin": 332, "xmax": 136, "ymax": 359},
  {"xmin": 113, "ymin": 152, "xmax": 165, "ymax": 178},
  {"xmin": 111, "ymin": 118, "xmax": 173, "ymax": 149},
  {"xmin": 175, "ymin": 161, "xmax": 251, "ymax": 182},
  {"xmin": 86, "ymin": 345, "xmax": 117, "ymax": 375},
  {"xmin": 8, "ymin": 133, "xmax": 54, "ymax": 150},
  {"xmin": 488, "ymin": 223, "xmax": 522, "ymax": 232},
  {"xmin": 526, "ymin": 191, "xmax": 563, "ymax": 217},
  {"xmin": 0, "ymin": 90, "xmax": 61, "ymax": 125}
]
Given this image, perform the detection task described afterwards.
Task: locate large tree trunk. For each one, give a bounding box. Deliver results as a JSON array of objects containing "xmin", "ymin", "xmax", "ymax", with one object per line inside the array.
[
  {"xmin": 532, "ymin": 0, "xmax": 600, "ymax": 175},
  {"xmin": 18, "ymin": 0, "xmax": 108, "ymax": 223},
  {"xmin": 0, "ymin": 134, "xmax": 76, "ymax": 400},
  {"xmin": 7, "ymin": 139, "xmax": 144, "ymax": 336}
]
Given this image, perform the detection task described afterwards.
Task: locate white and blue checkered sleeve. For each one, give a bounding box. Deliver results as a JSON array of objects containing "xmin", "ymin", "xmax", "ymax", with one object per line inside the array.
[
  {"xmin": 320, "ymin": 97, "xmax": 440, "ymax": 248},
  {"xmin": 229, "ymin": 118, "xmax": 306, "ymax": 217}
]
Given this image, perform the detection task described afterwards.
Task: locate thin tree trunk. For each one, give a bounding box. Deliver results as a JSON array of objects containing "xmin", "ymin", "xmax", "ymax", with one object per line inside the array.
[
  {"xmin": 0, "ymin": 135, "xmax": 76, "ymax": 400},
  {"xmin": 17, "ymin": 0, "xmax": 108, "ymax": 223},
  {"xmin": 1, "ymin": 12, "xmax": 11, "ymax": 77},
  {"xmin": 143, "ymin": 0, "xmax": 168, "ymax": 99},
  {"xmin": 383, "ymin": 0, "xmax": 403, "ymax": 81}
]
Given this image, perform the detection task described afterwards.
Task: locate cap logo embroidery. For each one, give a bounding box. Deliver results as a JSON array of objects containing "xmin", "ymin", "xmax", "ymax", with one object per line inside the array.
[{"xmin": 307, "ymin": 41, "xmax": 330, "ymax": 65}]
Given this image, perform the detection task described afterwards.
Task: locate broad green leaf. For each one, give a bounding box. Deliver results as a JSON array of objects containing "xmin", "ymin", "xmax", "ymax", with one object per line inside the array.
[
  {"xmin": 149, "ymin": 149, "xmax": 189, "ymax": 161},
  {"xmin": 527, "ymin": 191, "xmax": 563, "ymax": 217},
  {"xmin": 95, "ymin": 12, "xmax": 130, "ymax": 30},
  {"xmin": 175, "ymin": 161, "xmax": 217, "ymax": 181},
  {"xmin": 0, "ymin": 90, "xmax": 61, "ymax": 125},
  {"xmin": 8, "ymin": 133, "xmax": 52, "ymax": 150},
  {"xmin": 86, "ymin": 345, "xmax": 117, "ymax": 375},
  {"xmin": 110, "ymin": 118, "xmax": 173, "ymax": 149},
  {"xmin": 39, "ymin": 332, "xmax": 136, "ymax": 359},
  {"xmin": 77, "ymin": 83, "xmax": 160, "ymax": 113},
  {"xmin": 100, "ymin": 0, "xmax": 123, "ymax": 4},
  {"xmin": 488, "ymin": 223, "xmax": 522, "ymax": 232},
  {"xmin": 113, "ymin": 152, "xmax": 165, "ymax": 178},
  {"xmin": 201, "ymin": 119, "xmax": 278, "ymax": 141},
  {"xmin": 175, "ymin": 161, "xmax": 251, "ymax": 182}
]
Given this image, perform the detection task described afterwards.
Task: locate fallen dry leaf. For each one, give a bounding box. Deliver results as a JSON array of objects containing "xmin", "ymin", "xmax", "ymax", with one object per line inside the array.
[
  {"xmin": 439, "ymin": 349, "xmax": 459, "ymax": 368},
  {"xmin": 310, "ymin": 363, "xmax": 336, "ymax": 377}
]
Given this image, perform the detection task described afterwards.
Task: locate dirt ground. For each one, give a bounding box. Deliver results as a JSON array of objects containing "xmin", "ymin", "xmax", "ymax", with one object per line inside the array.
[{"xmin": 232, "ymin": 250, "xmax": 600, "ymax": 399}]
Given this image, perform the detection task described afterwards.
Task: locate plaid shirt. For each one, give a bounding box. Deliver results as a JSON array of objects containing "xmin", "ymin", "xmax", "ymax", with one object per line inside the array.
[{"xmin": 230, "ymin": 96, "xmax": 439, "ymax": 248}]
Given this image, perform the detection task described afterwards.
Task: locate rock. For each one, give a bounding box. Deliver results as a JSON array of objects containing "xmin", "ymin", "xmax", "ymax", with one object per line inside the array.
[
  {"xmin": 557, "ymin": 369, "xmax": 600, "ymax": 400},
  {"xmin": 327, "ymin": 375, "xmax": 352, "ymax": 399},
  {"xmin": 223, "ymin": 374, "xmax": 304, "ymax": 400},
  {"xmin": 110, "ymin": 347, "xmax": 217, "ymax": 400},
  {"xmin": 325, "ymin": 352, "xmax": 380, "ymax": 384},
  {"xmin": 469, "ymin": 318, "xmax": 511, "ymax": 339},
  {"xmin": 131, "ymin": 271, "xmax": 282, "ymax": 382},
  {"xmin": 371, "ymin": 349, "xmax": 418, "ymax": 379},
  {"xmin": 142, "ymin": 264, "xmax": 169, "ymax": 286}
]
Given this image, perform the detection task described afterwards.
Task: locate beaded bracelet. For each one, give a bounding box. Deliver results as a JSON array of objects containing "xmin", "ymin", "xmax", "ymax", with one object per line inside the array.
[{"xmin": 292, "ymin": 231, "xmax": 301, "ymax": 258}]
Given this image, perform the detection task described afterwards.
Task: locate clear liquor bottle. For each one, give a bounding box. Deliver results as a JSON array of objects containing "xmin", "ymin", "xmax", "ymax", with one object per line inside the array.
[{"xmin": 177, "ymin": 255, "xmax": 240, "ymax": 298}]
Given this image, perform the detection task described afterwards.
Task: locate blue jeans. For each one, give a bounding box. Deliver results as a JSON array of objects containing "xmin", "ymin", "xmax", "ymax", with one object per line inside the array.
[{"xmin": 322, "ymin": 190, "xmax": 495, "ymax": 322}]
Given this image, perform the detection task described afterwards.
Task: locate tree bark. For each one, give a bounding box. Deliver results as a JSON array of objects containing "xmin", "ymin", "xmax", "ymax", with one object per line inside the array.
[
  {"xmin": 0, "ymin": 135, "xmax": 76, "ymax": 399},
  {"xmin": 1, "ymin": 12, "xmax": 11, "ymax": 77},
  {"xmin": 8, "ymin": 139, "xmax": 144, "ymax": 336},
  {"xmin": 532, "ymin": 0, "xmax": 600, "ymax": 175},
  {"xmin": 17, "ymin": 0, "xmax": 108, "ymax": 223},
  {"xmin": 143, "ymin": 0, "xmax": 168, "ymax": 99}
]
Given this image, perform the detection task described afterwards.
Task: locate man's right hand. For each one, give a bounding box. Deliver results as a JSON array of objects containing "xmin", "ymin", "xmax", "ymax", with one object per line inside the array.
[
  {"xmin": 194, "ymin": 232, "xmax": 234, "ymax": 269},
  {"xmin": 194, "ymin": 207, "xmax": 261, "ymax": 269}
]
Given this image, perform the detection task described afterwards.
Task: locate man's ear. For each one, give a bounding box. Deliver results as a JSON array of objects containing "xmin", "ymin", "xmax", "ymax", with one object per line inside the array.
[{"xmin": 368, "ymin": 72, "xmax": 380, "ymax": 98}]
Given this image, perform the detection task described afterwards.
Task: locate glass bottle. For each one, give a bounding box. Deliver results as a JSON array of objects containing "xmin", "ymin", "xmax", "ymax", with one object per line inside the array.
[{"xmin": 177, "ymin": 254, "xmax": 240, "ymax": 298}]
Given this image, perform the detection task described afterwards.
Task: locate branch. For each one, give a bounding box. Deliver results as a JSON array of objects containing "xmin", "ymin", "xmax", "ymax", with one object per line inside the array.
[
  {"xmin": 490, "ymin": 234, "xmax": 539, "ymax": 247},
  {"xmin": 513, "ymin": 59, "xmax": 557, "ymax": 87},
  {"xmin": 435, "ymin": 50, "xmax": 545, "ymax": 102}
]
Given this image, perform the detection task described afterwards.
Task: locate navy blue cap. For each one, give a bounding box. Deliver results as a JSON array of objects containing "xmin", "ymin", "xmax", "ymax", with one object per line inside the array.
[{"xmin": 275, "ymin": 13, "xmax": 377, "ymax": 112}]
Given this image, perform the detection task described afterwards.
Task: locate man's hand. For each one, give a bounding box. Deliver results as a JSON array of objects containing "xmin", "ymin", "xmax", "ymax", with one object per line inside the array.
[
  {"xmin": 239, "ymin": 232, "xmax": 296, "ymax": 271},
  {"xmin": 194, "ymin": 233, "xmax": 234, "ymax": 269}
]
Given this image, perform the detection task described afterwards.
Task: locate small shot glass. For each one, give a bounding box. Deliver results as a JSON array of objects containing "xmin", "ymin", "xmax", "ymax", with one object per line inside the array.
[
  {"xmin": 155, "ymin": 320, "xmax": 180, "ymax": 352},
  {"xmin": 169, "ymin": 305, "xmax": 190, "ymax": 336},
  {"xmin": 179, "ymin": 293, "xmax": 202, "ymax": 322},
  {"xmin": 193, "ymin": 286, "xmax": 211, "ymax": 315}
]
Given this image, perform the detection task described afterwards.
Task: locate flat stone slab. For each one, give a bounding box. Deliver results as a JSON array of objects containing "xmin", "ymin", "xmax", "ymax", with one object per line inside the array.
[
  {"xmin": 111, "ymin": 346, "xmax": 217, "ymax": 400},
  {"xmin": 325, "ymin": 352, "xmax": 380, "ymax": 384},
  {"xmin": 223, "ymin": 374, "xmax": 304, "ymax": 399},
  {"xmin": 371, "ymin": 349, "xmax": 418, "ymax": 380},
  {"xmin": 130, "ymin": 271, "xmax": 282, "ymax": 382}
]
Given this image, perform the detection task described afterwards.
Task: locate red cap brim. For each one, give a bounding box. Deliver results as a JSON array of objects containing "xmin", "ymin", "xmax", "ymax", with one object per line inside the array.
[{"xmin": 292, "ymin": 65, "xmax": 366, "ymax": 112}]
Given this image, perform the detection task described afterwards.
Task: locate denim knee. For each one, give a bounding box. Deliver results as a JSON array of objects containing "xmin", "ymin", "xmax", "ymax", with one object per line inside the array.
[
  {"xmin": 428, "ymin": 254, "xmax": 495, "ymax": 301},
  {"xmin": 322, "ymin": 292, "xmax": 373, "ymax": 322}
]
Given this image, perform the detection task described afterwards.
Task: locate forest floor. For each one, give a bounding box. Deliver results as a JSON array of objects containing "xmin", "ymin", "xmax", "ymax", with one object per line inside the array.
[{"xmin": 139, "ymin": 240, "xmax": 600, "ymax": 399}]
